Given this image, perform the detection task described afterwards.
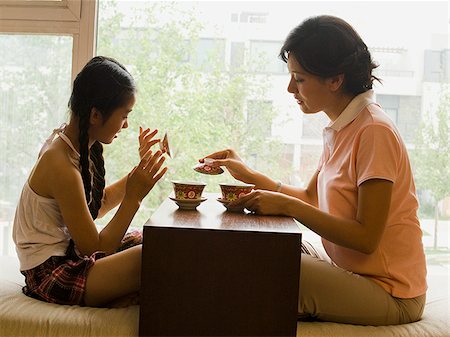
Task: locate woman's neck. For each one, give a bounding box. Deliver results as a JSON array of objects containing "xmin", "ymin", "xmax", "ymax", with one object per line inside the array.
[{"xmin": 324, "ymin": 92, "xmax": 355, "ymax": 122}]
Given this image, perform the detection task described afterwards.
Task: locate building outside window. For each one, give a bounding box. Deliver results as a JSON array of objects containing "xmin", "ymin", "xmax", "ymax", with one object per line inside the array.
[{"xmin": 249, "ymin": 40, "xmax": 287, "ymax": 74}]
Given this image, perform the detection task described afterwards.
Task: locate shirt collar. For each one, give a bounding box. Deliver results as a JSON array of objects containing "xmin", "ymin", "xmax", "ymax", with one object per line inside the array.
[{"xmin": 327, "ymin": 90, "xmax": 376, "ymax": 131}]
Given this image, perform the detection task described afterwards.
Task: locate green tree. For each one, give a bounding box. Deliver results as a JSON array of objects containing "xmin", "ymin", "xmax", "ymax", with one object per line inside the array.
[
  {"xmin": 96, "ymin": 1, "xmax": 286, "ymax": 227},
  {"xmin": 412, "ymin": 85, "xmax": 450, "ymax": 249}
]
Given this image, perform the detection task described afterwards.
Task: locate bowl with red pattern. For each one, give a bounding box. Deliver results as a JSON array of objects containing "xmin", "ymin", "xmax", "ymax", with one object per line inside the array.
[
  {"xmin": 219, "ymin": 183, "xmax": 255, "ymax": 202},
  {"xmin": 171, "ymin": 181, "xmax": 206, "ymax": 201}
]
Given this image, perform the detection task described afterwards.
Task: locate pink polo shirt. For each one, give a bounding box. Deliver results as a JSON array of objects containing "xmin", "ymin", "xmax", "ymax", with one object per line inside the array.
[{"xmin": 317, "ymin": 90, "xmax": 427, "ymax": 298}]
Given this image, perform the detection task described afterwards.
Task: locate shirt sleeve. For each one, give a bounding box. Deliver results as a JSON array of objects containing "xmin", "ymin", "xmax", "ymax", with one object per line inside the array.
[{"xmin": 355, "ymin": 124, "xmax": 401, "ymax": 186}]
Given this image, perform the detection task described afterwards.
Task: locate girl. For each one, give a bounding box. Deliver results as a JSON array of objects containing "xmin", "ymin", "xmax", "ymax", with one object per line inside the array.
[
  {"xmin": 13, "ymin": 56, "xmax": 167, "ymax": 307},
  {"xmin": 202, "ymin": 15, "xmax": 427, "ymax": 325}
]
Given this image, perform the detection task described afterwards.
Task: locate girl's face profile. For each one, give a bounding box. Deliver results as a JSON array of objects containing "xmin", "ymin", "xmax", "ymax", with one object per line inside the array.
[{"xmin": 95, "ymin": 94, "xmax": 136, "ymax": 144}]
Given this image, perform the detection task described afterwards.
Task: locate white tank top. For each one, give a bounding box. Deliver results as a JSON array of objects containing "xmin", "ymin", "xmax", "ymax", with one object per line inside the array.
[{"xmin": 13, "ymin": 125, "xmax": 83, "ymax": 271}]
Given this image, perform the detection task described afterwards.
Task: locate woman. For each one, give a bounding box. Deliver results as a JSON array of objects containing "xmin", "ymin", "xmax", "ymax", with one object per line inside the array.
[
  {"xmin": 13, "ymin": 56, "xmax": 167, "ymax": 307},
  {"xmin": 202, "ymin": 15, "xmax": 427, "ymax": 325}
]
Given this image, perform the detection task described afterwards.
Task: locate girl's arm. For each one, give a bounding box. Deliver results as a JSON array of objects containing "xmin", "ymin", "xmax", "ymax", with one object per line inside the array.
[
  {"xmin": 50, "ymin": 150, "xmax": 167, "ymax": 256},
  {"xmin": 97, "ymin": 127, "xmax": 161, "ymax": 218},
  {"xmin": 97, "ymin": 176, "xmax": 127, "ymax": 218}
]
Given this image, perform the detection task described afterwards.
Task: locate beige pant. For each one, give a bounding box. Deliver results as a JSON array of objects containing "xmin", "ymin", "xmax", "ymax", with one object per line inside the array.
[{"xmin": 299, "ymin": 241, "xmax": 426, "ymax": 326}]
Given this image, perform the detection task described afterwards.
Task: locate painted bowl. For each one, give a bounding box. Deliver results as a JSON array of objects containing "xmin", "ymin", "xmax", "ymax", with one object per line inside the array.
[
  {"xmin": 172, "ymin": 181, "xmax": 206, "ymax": 200},
  {"xmin": 219, "ymin": 183, "xmax": 255, "ymax": 202}
]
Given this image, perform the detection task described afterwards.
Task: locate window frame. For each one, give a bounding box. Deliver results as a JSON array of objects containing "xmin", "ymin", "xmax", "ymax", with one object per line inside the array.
[{"xmin": 0, "ymin": 0, "xmax": 97, "ymax": 81}]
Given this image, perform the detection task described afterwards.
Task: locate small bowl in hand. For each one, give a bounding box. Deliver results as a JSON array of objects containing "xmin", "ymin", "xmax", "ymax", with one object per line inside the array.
[{"xmin": 219, "ymin": 183, "xmax": 255, "ymax": 202}]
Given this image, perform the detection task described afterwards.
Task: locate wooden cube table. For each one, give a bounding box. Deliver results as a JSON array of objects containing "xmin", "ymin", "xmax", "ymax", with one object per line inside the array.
[{"xmin": 139, "ymin": 193, "xmax": 301, "ymax": 337}]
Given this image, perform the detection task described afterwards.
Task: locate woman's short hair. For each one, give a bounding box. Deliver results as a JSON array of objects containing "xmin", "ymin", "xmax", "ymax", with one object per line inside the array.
[{"xmin": 280, "ymin": 15, "xmax": 380, "ymax": 95}]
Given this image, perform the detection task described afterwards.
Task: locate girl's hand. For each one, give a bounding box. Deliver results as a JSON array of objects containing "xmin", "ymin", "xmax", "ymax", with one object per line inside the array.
[
  {"xmin": 229, "ymin": 190, "xmax": 295, "ymax": 216},
  {"xmin": 126, "ymin": 150, "xmax": 168, "ymax": 202},
  {"xmin": 138, "ymin": 127, "xmax": 161, "ymax": 160},
  {"xmin": 200, "ymin": 149, "xmax": 255, "ymax": 184}
]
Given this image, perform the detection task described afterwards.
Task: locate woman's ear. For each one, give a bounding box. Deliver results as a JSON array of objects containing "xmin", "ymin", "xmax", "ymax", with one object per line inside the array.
[
  {"xmin": 328, "ymin": 73, "xmax": 345, "ymax": 92},
  {"xmin": 89, "ymin": 107, "xmax": 102, "ymax": 126}
]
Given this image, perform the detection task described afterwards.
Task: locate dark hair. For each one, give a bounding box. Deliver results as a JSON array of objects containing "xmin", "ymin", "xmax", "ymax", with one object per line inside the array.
[
  {"xmin": 68, "ymin": 56, "xmax": 136, "ymax": 219},
  {"xmin": 280, "ymin": 15, "xmax": 380, "ymax": 95}
]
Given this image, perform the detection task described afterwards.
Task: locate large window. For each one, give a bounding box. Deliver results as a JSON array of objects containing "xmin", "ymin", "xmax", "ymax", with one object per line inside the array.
[
  {"xmin": 1, "ymin": 2, "xmax": 449, "ymax": 302},
  {"xmin": 94, "ymin": 0, "xmax": 449, "ymax": 298}
]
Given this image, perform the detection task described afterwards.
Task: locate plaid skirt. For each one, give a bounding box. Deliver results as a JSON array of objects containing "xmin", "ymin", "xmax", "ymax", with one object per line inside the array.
[{"xmin": 21, "ymin": 230, "xmax": 143, "ymax": 306}]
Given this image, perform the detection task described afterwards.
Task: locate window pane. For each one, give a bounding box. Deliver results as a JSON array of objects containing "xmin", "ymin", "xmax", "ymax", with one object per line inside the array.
[
  {"xmin": 191, "ymin": 38, "xmax": 226, "ymax": 70},
  {"xmin": 0, "ymin": 34, "xmax": 72, "ymax": 255},
  {"xmin": 250, "ymin": 40, "xmax": 287, "ymax": 74}
]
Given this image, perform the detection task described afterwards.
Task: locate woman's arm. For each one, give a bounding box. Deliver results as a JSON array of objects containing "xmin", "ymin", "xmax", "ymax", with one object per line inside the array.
[
  {"xmin": 270, "ymin": 170, "xmax": 319, "ymax": 207},
  {"xmin": 204, "ymin": 149, "xmax": 319, "ymax": 206},
  {"xmin": 236, "ymin": 178, "xmax": 392, "ymax": 254}
]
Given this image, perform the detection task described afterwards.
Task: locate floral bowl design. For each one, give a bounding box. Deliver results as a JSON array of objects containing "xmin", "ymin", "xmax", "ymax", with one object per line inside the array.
[
  {"xmin": 219, "ymin": 183, "xmax": 255, "ymax": 202},
  {"xmin": 193, "ymin": 162, "xmax": 224, "ymax": 175},
  {"xmin": 172, "ymin": 181, "xmax": 206, "ymax": 200}
]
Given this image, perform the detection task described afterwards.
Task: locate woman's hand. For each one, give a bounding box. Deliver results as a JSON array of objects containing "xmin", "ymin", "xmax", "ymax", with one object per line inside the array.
[
  {"xmin": 200, "ymin": 149, "xmax": 255, "ymax": 184},
  {"xmin": 229, "ymin": 190, "xmax": 296, "ymax": 216},
  {"xmin": 138, "ymin": 127, "xmax": 161, "ymax": 160},
  {"xmin": 126, "ymin": 150, "xmax": 167, "ymax": 202}
]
